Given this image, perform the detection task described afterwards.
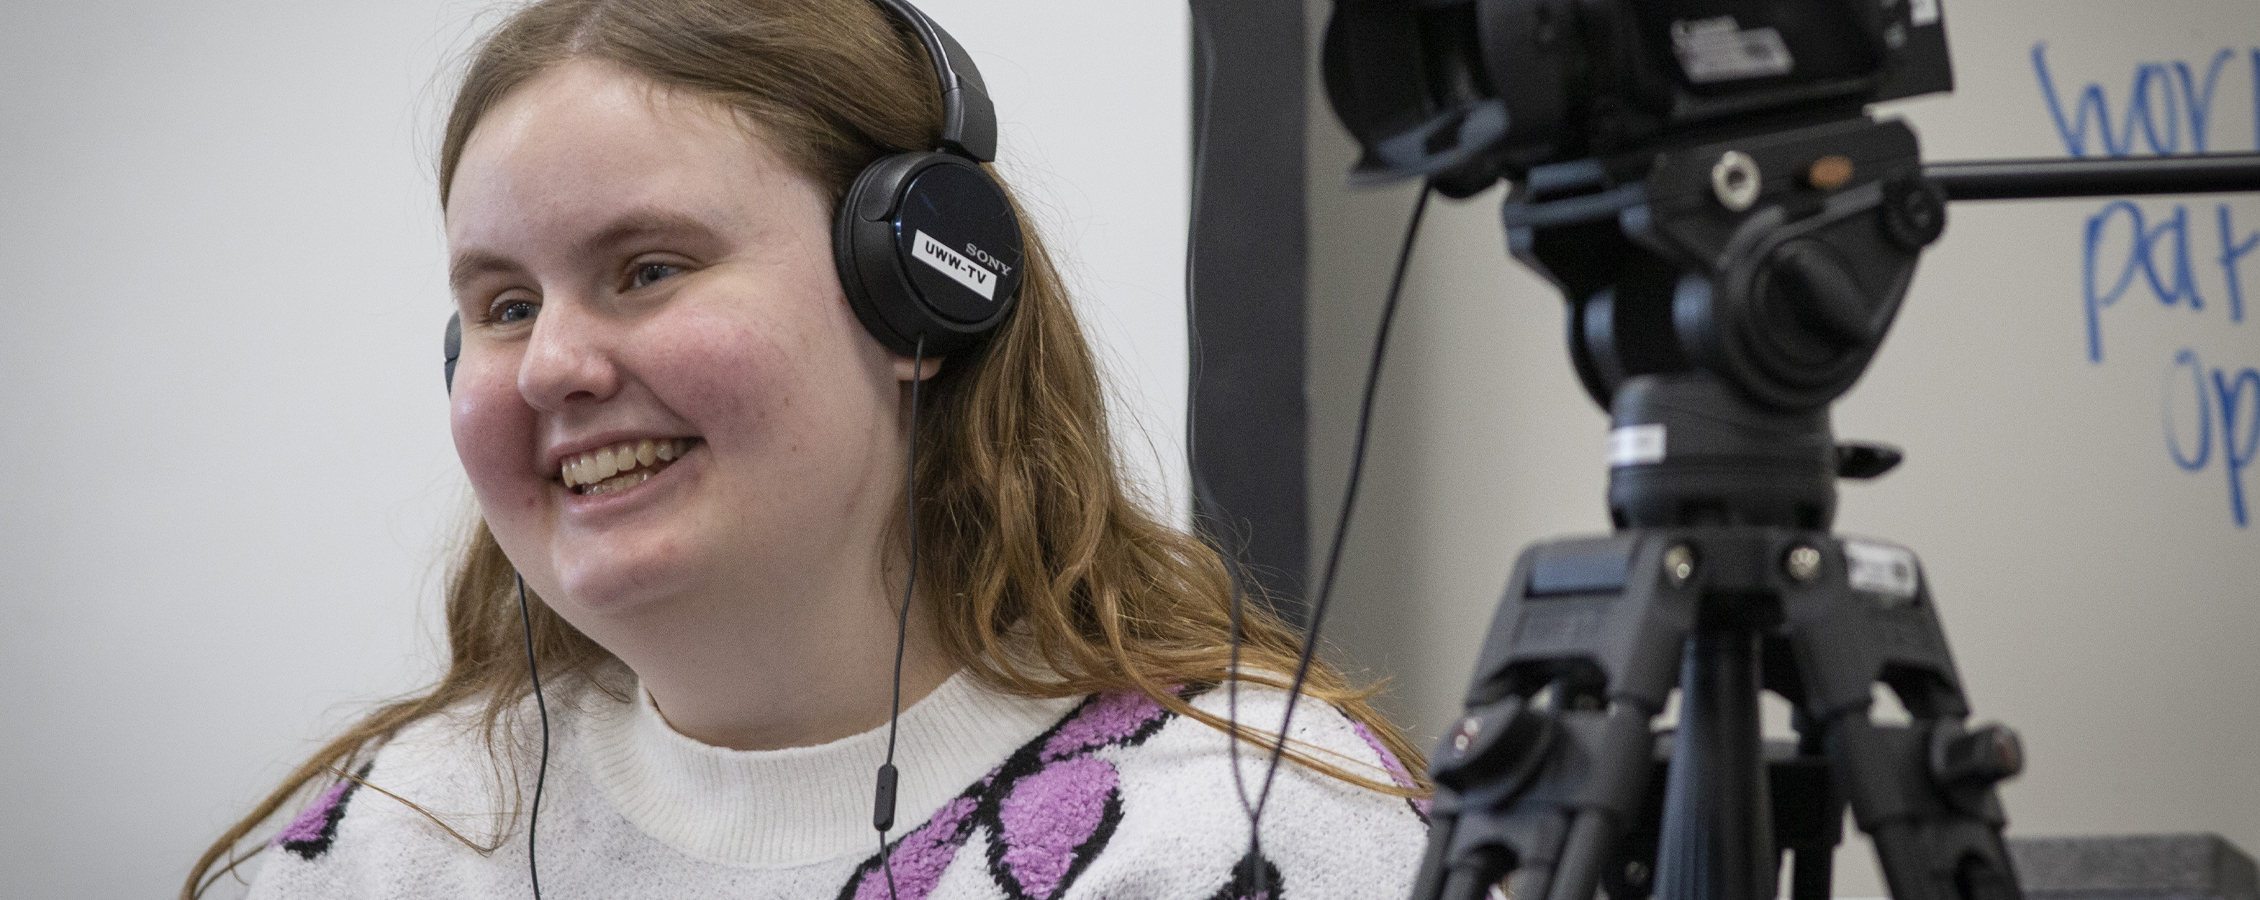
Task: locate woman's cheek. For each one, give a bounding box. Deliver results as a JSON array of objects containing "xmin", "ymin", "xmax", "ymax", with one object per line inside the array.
[
  {"xmin": 638, "ymin": 306, "xmax": 775, "ymax": 431},
  {"xmin": 450, "ymin": 356, "xmax": 543, "ymax": 511}
]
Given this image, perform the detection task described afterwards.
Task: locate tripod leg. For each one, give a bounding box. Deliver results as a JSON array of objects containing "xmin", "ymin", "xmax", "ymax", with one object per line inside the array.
[
  {"xmin": 1411, "ymin": 807, "xmax": 1463, "ymax": 900},
  {"xmin": 1783, "ymin": 539, "xmax": 2023, "ymax": 900},
  {"xmin": 1790, "ymin": 842, "xmax": 1834, "ymax": 900},
  {"xmin": 1783, "ymin": 708, "xmax": 1843, "ymax": 900},
  {"xmin": 1655, "ymin": 629, "xmax": 1775, "ymax": 900},
  {"xmin": 1413, "ymin": 533, "xmax": 1693, "ymax": 900},
  {"xmin": 1824, "ymin": 716, "xmax": 2021, "ymax": 900},
  {"xmin": 1549, "ymin": 808, "xmax": 1618, "ymax": 900},
  {"xmin": 1543, "ymin": 697, "xmax": 1672, "ymax": 900}
]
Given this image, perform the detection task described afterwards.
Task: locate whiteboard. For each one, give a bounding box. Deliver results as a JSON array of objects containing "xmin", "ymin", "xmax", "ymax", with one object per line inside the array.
[{"xmin": 1305, "ymin": 1, "xmax": 2260, "ymax": 896}]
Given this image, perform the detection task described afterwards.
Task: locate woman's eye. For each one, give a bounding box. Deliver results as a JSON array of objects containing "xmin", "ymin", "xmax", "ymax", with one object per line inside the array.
[
  {"xmin": 629, "ymin": 262, "xmax": 681, "ymax": 290},
  {"xmin": 492, "ymin": 298, "xmax": 539, "ymax": 324}
]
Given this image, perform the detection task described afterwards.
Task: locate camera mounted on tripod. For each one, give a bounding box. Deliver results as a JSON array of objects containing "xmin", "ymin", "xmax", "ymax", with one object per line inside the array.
[{"xmin": 1317, "ymin": 5, "xmax": 2043, "ymax": 900}]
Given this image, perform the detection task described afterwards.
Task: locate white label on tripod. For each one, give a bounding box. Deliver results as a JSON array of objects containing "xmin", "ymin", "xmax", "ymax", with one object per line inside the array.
[
  {"xmin": 1609, "ymin": 425, "xmax": 1666, "ymax": 467},
  {"xmin": 1671, "ymin": 17, "xmax": 1795, "ymax": 84},
  {"xmin": 1844, "ymin": 539, "xmax": 1920, "ymax": 603},
  {"xmin": 1908, "ymin": 0, "xmax": 1940, "ymax": 27}
]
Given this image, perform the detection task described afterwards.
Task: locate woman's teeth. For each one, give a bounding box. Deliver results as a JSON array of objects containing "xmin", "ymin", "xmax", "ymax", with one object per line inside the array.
[
  {"xmin": 583, "ymin": 469, "xmax": 652, "ymax": 497},
  {"xmin": 560, "ymin": 438, "xmax": 696, "ymax": 494}
]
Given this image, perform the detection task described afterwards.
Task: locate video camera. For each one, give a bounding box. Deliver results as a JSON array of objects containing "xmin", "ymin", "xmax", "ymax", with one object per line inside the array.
[{"xmin": 1323, "ymin": 0, "xmax": 1953, "ymax": 196}]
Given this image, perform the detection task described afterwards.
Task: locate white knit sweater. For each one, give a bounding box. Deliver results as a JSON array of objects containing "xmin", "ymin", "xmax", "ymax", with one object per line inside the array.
[{"xmin": 245, "ymin": 672, "xmax": 1429, "ymax": 899}]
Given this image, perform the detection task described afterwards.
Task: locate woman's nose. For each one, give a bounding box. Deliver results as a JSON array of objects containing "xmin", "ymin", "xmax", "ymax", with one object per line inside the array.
[{"xmin": 517, "ymin": 301, "xmax": 622, "ymax": 411}]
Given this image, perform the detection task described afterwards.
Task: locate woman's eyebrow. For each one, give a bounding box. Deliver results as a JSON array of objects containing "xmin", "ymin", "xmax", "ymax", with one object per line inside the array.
[
  {"xmin": 573, "ymin": 208, "xmax": 723, "ymax": 260},
  {"xmin": 449, "ymin": 249, "xmax": 521, "ymax": 293},
  {"xmin": 448, "ymin": 209, "xmax": 722, "ymax": 292}
]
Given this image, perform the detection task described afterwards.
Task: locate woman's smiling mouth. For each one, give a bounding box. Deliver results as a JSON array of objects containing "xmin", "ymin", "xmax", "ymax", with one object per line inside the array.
[{"xmin": 559, "ymin": 437, "xmax": 702, "ymax": 496}]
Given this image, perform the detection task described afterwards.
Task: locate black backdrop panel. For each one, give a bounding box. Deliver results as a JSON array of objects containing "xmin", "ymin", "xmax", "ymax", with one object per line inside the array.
[{"xmin": 1187, "ymin": 0, "xmax": 1309, "ymax": 623}]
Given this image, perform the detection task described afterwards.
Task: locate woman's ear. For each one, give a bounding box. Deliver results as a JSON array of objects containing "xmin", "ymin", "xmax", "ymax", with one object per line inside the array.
[{"xmin": 893, "ymin": 355, "xmax": 944, "ymax": 382}]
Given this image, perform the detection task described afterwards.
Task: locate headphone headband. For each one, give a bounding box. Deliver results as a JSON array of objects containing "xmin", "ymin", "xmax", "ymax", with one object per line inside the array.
[{"xmin": 871, "ymin": 0, "xmax": 999, "ymax": 162}]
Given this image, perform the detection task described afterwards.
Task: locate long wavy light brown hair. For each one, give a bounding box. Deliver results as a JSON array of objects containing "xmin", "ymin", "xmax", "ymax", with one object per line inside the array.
[{"xmin": 186, "ymin": 0, "xmax": 1426, "ymax": 895}]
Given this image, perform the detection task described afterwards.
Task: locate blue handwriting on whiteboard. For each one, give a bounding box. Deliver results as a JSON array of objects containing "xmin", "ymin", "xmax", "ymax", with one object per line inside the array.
[
  {"xmin": 2032, "ymin": 44, "xmax": 2238, "ymax": 156},
  {"xmin": 2036, "ymin": 43, "xmax": 2260, "ymax": 529},
  {"xmin": 2165, "ymin": 349, "xmax": 2260, "ymax": 526},
  {"xmin": 2084, "ymin": 201, "xmax": 2253, "ymax": 362}
]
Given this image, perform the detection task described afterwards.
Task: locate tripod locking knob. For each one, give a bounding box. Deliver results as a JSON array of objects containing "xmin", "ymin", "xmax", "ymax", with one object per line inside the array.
[
  {"xmin": 1930, "ymin": 722, "xmax": 2025, "ymax": 788},
  {"xmin": 1431, "ymin": 694, "xmax": 1556, "ymax": 794},
  {"xmin": 1881, "ymin": 174, "xmax": 1950, "ymax": 251}
]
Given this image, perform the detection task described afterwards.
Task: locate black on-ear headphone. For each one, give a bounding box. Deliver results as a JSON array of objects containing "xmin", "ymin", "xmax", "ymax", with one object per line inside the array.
[
  {"xmin": 444, "ymin": 312, "xmax": 461, "ymax": 394},
  {"xmin": 443, "ymin": 0, "xmax": 1021, "ymax": 394},
  {"xmin": 837, "ymin": 0, "xmax": 1026, "ymax": 359}
]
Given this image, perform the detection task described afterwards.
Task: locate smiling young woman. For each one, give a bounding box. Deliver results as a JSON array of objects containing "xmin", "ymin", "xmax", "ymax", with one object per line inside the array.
[{"xmin": 187, "ymin": 1, "xmax": 1429, "ymax": 898}]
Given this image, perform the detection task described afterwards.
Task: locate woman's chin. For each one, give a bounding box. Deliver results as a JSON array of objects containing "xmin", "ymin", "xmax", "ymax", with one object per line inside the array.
[{"xmin": 549, "ymin": 550, "xmax": 699, "ymax": 621}]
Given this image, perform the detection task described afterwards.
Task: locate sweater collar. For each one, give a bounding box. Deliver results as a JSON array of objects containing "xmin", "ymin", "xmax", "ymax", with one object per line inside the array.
[{"xmin": 582, "ymin": 670, "xmax": 1080, "ymax": 868}]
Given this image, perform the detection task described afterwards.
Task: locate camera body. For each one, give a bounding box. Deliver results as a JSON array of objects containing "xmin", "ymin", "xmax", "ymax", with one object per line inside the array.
[{"xmin": 1324, "ymin": 0, "xmax": 1953, "ymax": 196}]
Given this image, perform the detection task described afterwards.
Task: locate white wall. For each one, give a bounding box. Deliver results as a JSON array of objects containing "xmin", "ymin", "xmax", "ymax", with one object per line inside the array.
[
  {"xmin": 1307, "ymin": 1, "xmax": 2260, "ymax": 896},
  {"xmin": 0, "ymin": 2, "xmax": 1185, "ymax": 896}
]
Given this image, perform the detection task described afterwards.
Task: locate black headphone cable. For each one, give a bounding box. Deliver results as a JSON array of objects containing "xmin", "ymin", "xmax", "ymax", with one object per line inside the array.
[
  {"xmin": 1239, "ymin": 182, "xmax": 1433, "ymax": 877},
  {"xmin": 516, "ymin": 572, "xmax": 553, "ymax": 900},
  {"xmin": 874, "ymin": 334, "xmax": 927, "ymax": 900}
]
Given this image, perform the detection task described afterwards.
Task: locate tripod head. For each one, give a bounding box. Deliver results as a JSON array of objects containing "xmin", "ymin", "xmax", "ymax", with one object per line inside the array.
[{"xmin": 1528, "ymin": 115, "xmax": 1939, "ymax": 530}]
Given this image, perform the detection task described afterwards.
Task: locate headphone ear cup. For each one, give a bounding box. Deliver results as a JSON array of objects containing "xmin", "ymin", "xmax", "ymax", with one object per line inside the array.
[
  {"xmin": 835, "ymin": 152, "xmax": 1025, "ymax": 357},
  {"xmin": 444, "ymin": 312, "xmax": 462, "ymax": 395}
]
